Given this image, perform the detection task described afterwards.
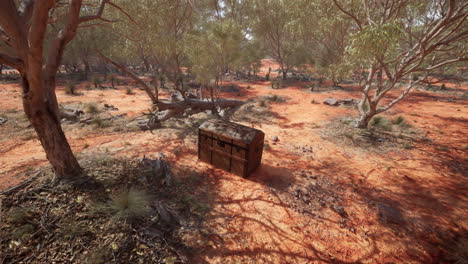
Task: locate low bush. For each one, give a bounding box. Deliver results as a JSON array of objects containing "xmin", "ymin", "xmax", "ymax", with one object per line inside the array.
[
  {"xmin": 261, "ymin": 94, "xmax": 287, "ymax": 102},
  {"xmin": 392, "ymin": 116, "xmax": 411, "ymax": 128},
  {"xmin": 91, "ymin": 75, "xmax": 101, "ymax": 89},
  {"xmin": 91, "ymin": 117, "xmax": 112, "ymax": 128},
  {"xmin": 84, "ymin": 102, "xmax": 99, "ymax": 114},
  {"xmin": 370, "ymin": 116, "xmax": 392, "ymax": 131},
  {"xmin": 65, "ymin": 81, "xmax": 78, "ymax": 95},
  {"xmin": 125, "ymin": 87, "xmax": 135, "ymax": 95}
]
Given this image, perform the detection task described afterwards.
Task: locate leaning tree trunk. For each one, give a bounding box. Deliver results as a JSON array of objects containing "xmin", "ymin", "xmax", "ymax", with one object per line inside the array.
[
  {"xmin": 356, "ymin": 112, "xmax": 376, "ymax": 129},
  {"xmin": 83, "ymin": 60, "xmax": 90, "ymax": 80},
  {"xmin": 97, "ymin": 52, "xmax": 158, "ymax": 104},
  {"xmin": 21, "ymin": 74, "xmax": 82, "ymax": 180},
  {"xmin": 282, "ymin": 69, "xmax": 288, "ymax": 80},
  {"xmin": 356, "ymin": 98, "xmax": 377, "ymax": 129}
]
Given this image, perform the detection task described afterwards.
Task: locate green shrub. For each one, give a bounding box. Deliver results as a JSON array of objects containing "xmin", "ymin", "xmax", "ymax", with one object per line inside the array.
[
  {"xmin": 370, "ymin": 116, "xmax": 383, "ymax": 126},
  {"xmin": 262, "ymin": 94, "xmax": 287, "ymax": 102},
  {"xmin": 91, "ymin": 117, "xmax": 112, "ymax": 128},
  {"xmin": 84, "ymin": 102, "xmax": 99, "ymax": 114},
  {"xmin": 91, "ymin": 75, "xmax": 101, "ymax": 89},
  {"xmin": 370, "ymin": 116, "xmax": 392, "ymax": 131},
  {"xmin": 125, "ymin": 87, "xmax": 134, "ymax": 95},
  {"xmin": 65, "ymin": 81, "xmax": 77, "ymax": 95},
  {"xmin": 392, "ymin": 116, "xmax": 411, "ymax": 128}
]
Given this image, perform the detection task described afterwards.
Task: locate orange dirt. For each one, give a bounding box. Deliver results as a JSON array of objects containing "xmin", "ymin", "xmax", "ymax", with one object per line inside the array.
[{"xmin": 0, "ymin": 60, "xmax": 467, "ymax": 263}]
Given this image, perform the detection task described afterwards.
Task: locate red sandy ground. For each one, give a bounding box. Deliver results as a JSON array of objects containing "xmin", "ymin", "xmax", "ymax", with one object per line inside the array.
[{"xmin": 0, "ymin": 60, "xmax": 467, "ymax": 263}]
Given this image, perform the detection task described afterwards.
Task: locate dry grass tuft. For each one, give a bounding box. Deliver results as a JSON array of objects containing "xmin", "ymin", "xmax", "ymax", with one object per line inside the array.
[
  {"xmin": 84, "ymin": 102, "xmax": 100, "ymax": 114},
  {"xmin": 93, "ymin": 188, "xmax": 151, "ymax": 221}
]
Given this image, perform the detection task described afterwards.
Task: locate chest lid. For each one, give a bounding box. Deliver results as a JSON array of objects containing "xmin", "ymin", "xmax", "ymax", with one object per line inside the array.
[{"xmin": 199, "ymin": 119, "xmax": 262, "ymax": 144}]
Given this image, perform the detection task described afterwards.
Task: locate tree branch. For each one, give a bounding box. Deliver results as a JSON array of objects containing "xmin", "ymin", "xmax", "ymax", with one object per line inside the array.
[
  {"xmin": 0, "ymin": 52, "xmax": 23, "ymax": 70},
  {"xmin": 106, "ymin": 1, "xmax": 140, "ymax": 26},
  {"xmin": 96, "ymin": 50, "xmax": 158, "ymax": 104},
  {"xmin": 332, "ymin": 0, "xmax": 363, "ymax": 30},
  {"xmin": 79, "ymin": 0, "xmax": 110, "ymax": 23},
  {"xmin": 44, "ymin": 0, "xmax": 85, "ymax": 79},
  {"xmin": 376, "ymin": 77, "xmax": 421, "ymax": 114},
  {"xmin": 19, "ymin": 0, "xmax": 35, "ymax": 31},
  {"xmin": 413, "ymin": 56, "xmax": 468, "ymax": 72},
  {"xmin": 0, "ymin": 0, "xmax": 26, "ymax": 53},
  {"xmin": 29, "ymin": 0, "xmax": 55, "ymax": 61}
]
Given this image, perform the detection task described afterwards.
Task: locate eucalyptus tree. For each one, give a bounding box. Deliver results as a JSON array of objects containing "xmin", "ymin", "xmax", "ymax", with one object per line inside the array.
[
  {"xmin": 109, "ymin": 0, "xmax": 197, "ymax": 96},
  {"xmin": 63, "ymin": 25, "xmax": 111, "ymax": 80},
  {"xmin": 188, "ymin": 19, "xmax": 245, "ymax": 109},
  {"xmin": 298, "ymin": 0, "xmax": 352, "ymax": 86},
  {"xmin": 0, "ymin": 0, "xmax": 117, "ymax": 180},
  {"xmin": 250, "ymin": 0, "xmax": 306, "ymax": 80},
  {"xmin": 332, "ymin": 0, "xmax": 467, "ymax": 128}
]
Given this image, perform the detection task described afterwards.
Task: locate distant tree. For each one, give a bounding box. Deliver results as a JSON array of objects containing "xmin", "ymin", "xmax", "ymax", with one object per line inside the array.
[
  {"xmin": 112, "ymin": 0, "xmax": 196, "ymax": 97},
  {"xmin": 251, "ymin": 0, "xmax": 306, "ymax": 80},
  {"xmin": 0, "ymin": 0, "xmax": 115, "ymax": 180},
  {"xmin": 298, "ymin": 1, "xmax": 352, "ymax": 87},
  {"xmin": 333, "ymin": 0, "xmax": 467, "ymax": 128},
  {"xmin": 63, "ymin": 26, "xmax": 110, "ymax": 80},
  {"xmin": 188, "ymin": 19, "xmax": 245, "ymax": 112}
]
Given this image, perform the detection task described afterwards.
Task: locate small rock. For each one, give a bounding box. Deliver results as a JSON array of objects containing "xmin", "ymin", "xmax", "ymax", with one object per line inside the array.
[
  {"xmin": 332, "ymin": 205, "xmax": 348, "ymax": 218},
  {"xmin": 323, "ymin": 98, "xmax": 339, "ymax": 106},
  {"xmin": 272, "ymin": 136, "xmax": 279, "ymax": 142}
]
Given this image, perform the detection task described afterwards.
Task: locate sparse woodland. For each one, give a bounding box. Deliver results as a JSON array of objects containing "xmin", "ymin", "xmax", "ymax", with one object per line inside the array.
[{"xmin": 0, "ymin": 0, "xmax": 467, "ymax": 263}]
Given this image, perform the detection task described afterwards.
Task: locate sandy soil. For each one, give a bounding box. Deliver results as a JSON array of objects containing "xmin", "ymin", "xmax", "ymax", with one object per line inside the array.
[{"xmin": 0, "ymin": 60, "xmax": 467, "ymax": 263}]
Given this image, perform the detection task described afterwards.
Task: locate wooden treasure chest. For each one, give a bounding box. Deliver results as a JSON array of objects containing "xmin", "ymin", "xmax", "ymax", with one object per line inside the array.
[{"xmin": 198, "ymin": 119, "xmax": 265, "ymax": 178}]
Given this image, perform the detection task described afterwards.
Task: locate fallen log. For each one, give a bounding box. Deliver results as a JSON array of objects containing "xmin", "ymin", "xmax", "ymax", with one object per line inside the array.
[
  {"xmin": 155, "ymin": 98, "xmax": 245, "ymax": 122},
  {"xmin": 60, "ymin": 107, "xmax": 84, "ymax": 123},
  {"xmin": 80, "ymin": 113, "xmax": 127, "ymax": 125}
]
